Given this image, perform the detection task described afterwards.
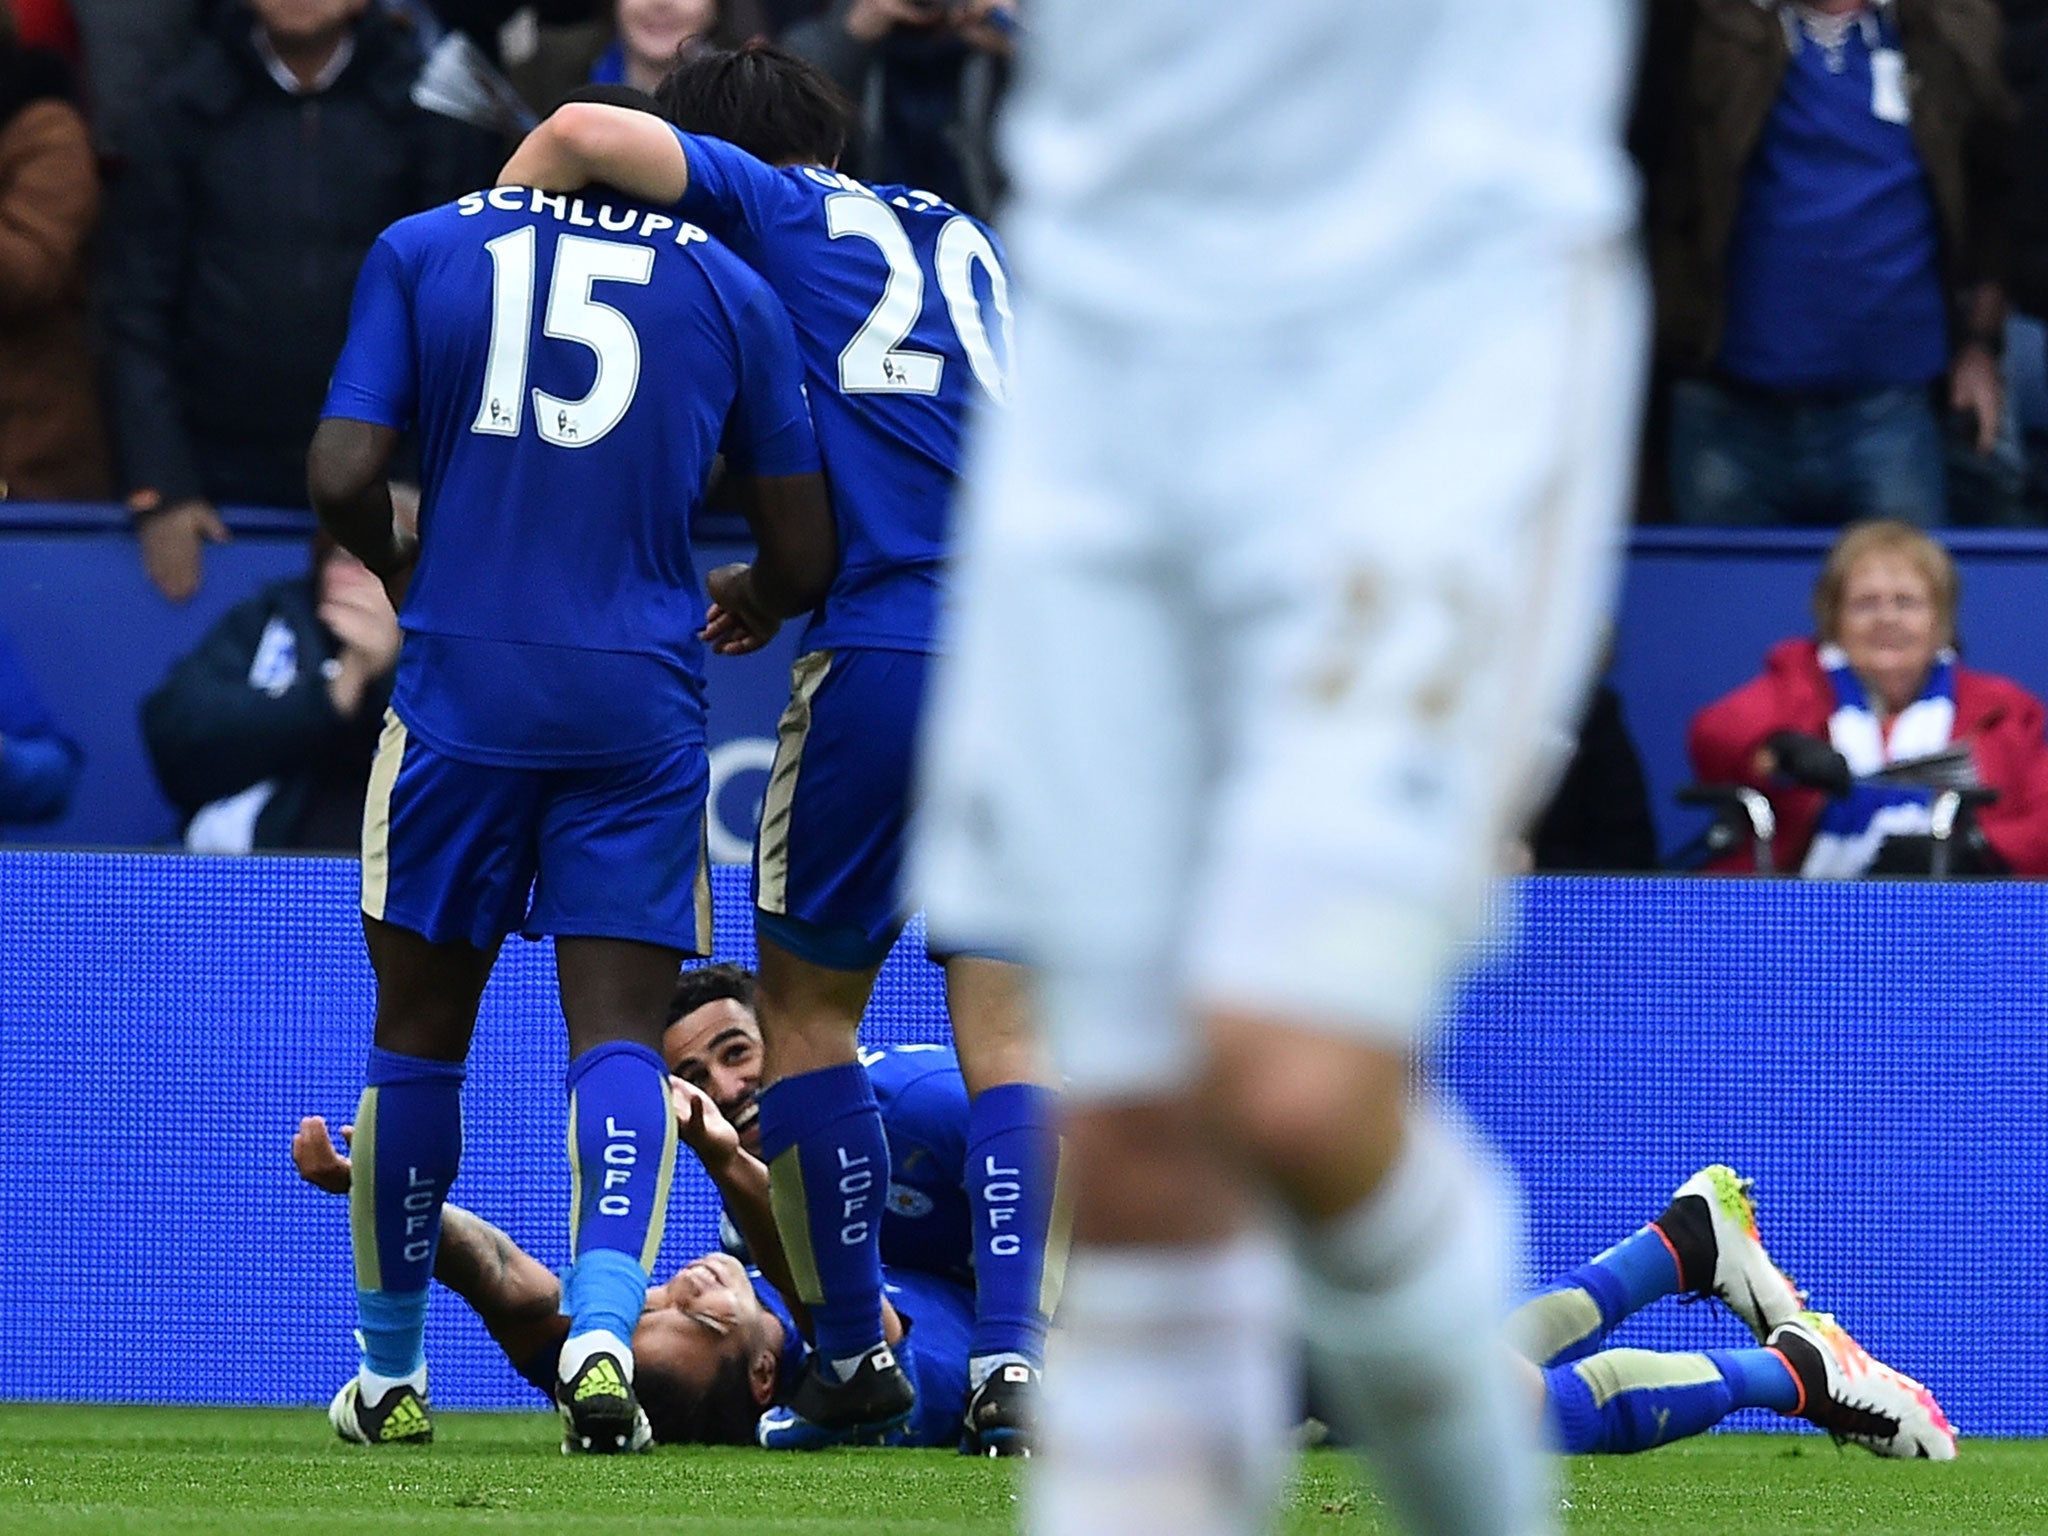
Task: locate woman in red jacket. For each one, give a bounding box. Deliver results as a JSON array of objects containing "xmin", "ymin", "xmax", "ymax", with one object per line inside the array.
[{"xmin": 1689, "ymin": 520, "xmax": 2048, "ymax": 876}]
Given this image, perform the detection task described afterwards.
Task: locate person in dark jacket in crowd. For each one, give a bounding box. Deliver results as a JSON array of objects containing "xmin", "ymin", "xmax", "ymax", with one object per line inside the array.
[
  {"xmin": 103, "ymin": 0, "xmax": 500, "ymax": 604},
  {"xmin": 1530, "ymin": 683, "xmax": 1660, "ymax": 873},
  {"xmin": 781, "ymin": 0, "xmax": 1014, "ymax": 218},
  {"xmin": 0, "ymin": 619, "xmax": 83, "ymax": 829},
  {"xmin": 1635, "ymin": 0, "xmax": 2013, "ymax": 529},
  {"xmin": 0, "ymin": 2, "xmax": 108, "ymax": 500},
  {"xmin": 142, "ymin": 531, "xmax": 399, "ymax": 853}
]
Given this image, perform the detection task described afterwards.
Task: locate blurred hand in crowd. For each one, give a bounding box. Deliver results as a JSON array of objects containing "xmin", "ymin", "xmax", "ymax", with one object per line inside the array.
[
  {"xmin": 139, "ymin": 499, "xmax": 230, "ymax": 604},
  {"xmin": 843, "ymin": 0, "xmax": 945, "ymax": 43},
  {"xmin": 1950, "ymin": 344, "xmax": 2002, "ymax": 457},
  {"xmin": 843, "ymin": 0, "xmax": 1014, "ymax": 50},
  {"xmin": 950, "ymin": 0, "xmax": 1015, "ymax": 55},
  {"xmin": 318, "ymin": 550, "xmax": 401, "ymax": 717}
]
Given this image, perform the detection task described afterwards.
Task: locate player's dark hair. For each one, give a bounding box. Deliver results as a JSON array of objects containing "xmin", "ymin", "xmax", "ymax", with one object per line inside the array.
[
  {"xmin": 654, "ymin": 42, "xmax": 852, "ymax": 169},
  {"xmin": 557, "ymin": 82, "xmax": 664, "ymax": 116},
  {"xmin": 668, "ymin": 961, "xmax": 757, "ymax": 1024},
  {"xmin": 636, "ymin": 1347, "xmax": 760, "ymax": 1445}
]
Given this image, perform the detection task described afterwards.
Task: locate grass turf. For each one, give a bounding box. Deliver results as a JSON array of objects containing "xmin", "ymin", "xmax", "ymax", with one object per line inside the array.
[{"xmin": 3, "ymin": 1406, "xmax": 2046, "ymax": 1535}]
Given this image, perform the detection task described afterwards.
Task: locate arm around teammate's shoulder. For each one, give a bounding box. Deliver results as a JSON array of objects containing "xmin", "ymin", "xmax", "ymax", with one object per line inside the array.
[{"xmin": 499, "ymin": 104, "xmax": 689, "ymax": 204}]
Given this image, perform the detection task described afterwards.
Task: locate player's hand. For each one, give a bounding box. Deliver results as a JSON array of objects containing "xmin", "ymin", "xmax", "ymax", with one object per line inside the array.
[
  {"xmin": 292, "ymin": 1115, "xmax": 354, "ymax": 1194},
  {"xmin": 670, "ymin": 1077, "xmax": 742, "ymax": 1169},
  {"xmin": 138, "ymin": 499, "xmax": 229, "ymax": 604},
  {"xmin": 702, "ymin": 563, "xmax": 779, "ymax": 655},
  {"xmin": 370, "ymin": 524, "xmax": 420, "ymax": 613}
]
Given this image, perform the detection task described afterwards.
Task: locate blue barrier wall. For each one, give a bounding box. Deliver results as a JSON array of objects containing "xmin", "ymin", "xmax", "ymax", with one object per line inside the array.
[
  {"xmin": 14, "ymin": 511, "xmax": 2048, "ymax": 862},
  {"xmin": 2, "ymin": 854, "xmax": 2039, "ymax": 1434}
]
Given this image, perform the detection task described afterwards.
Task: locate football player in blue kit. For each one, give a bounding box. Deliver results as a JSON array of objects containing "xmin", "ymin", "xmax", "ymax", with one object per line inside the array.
[
  {"xmin": 499, "ymin": 49, "xmax": 1062, "ymax": 1453},
  {"xmin": 306, "ymin": 87, "xmax": 837, "ymax": 1457},
  {"xmin": 291, "ymin": 1118, "xmax": 980, "ymax": 1449},
  {"xmin": 662, "ymin": 964, "xmax": 979, "ymax": 1291}
]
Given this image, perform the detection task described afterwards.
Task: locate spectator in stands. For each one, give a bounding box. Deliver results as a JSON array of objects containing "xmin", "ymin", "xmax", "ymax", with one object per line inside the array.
[
  {"xmin": 103, "ymin": 0, "xmax": 500, "ymax": 604},
  {"xmin": 141, "ymin": 530, "xmax": 399, "ymax": 852},
  {"xmin": 1689, "ymin": 519, "xmax": 2048, "ymax": 875},
  {"xmin": 2004, "ymin": 1, "xmax": 2048, "ymax": 321},
  {"xmin": 1636, "ymin": 0, "xmax": 2013, "ymax": 528},
  {"xmin": 589, "ymin": 0, "xmax": 719, "ymax": 91},
  {"xmin": 0, "ymin": 0, "xmax": 108, "ymax": 499},
  {"xmin": 781, "ymin": 0, "xmax": 1014, "ymax": 217},
  {"xmin": 1530, "ymin": 683, "xmax": 1661, "ymax": 873},
  {"xmin": 0, "ymin": 618, "xmax": 83, "ymax": 827},
  {"xmin": 67, "ymin": 0, "xmax": 204, "ymax": 158}
]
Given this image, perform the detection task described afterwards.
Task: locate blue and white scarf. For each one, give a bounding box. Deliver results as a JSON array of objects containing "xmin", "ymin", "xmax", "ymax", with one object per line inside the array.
[{"xmin": 1801, "ymin": 643, "xmax": 1956, "ymax": 878}]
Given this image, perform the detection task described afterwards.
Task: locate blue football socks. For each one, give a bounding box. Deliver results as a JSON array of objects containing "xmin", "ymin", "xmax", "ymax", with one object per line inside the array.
[
  {"xmin": 350, "ymin": 1047, "xmax": 465, "ymax": 1381},
  {"xmin": 561, "ymin": 1041, "xmax": 678, "ymax": 1344},
  {"xmin": 758, "ymin": 1063, "xmax": 890, "ymax": 1372},
  {"xmin": 964, "ymin": 1083, "xmax": 1064, "ymax": 1378},
  {"xmin": 1519, "ymin": 1225, "xmax": 1684, "ymax": 1367},
  {"xmin": 1546, "ymin": 1346, "xmax": 1801, "ymax": 1454}
]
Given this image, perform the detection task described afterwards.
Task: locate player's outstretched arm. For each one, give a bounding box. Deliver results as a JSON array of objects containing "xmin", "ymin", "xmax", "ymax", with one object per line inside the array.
[
  {"xmin": 498, "ymin": 104, "xmax": 689, "ymax": 204},
  {"xmin": 672, "ymin": 1077, "xmax": 800, "ymax": 1305},
  {"xmin": 435, "ymin": 1205, "xmax": 571, "ymax": 1369},
  {"xmin": 308, "ymin": 419, "xmax": 416, "ymax": 609},
  {"xmin": 290, "ymin": 1116, "xmax": 569, "ymax": 1366}
]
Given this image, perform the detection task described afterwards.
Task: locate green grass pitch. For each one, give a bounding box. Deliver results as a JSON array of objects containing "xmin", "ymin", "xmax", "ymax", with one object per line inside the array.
[{"xmin": 4, "ymin": 1406, "xmax": 2046, "ymax": 1535}]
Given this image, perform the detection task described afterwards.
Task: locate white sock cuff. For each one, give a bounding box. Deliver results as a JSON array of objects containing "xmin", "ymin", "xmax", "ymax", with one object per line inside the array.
[
  {"xmin": 359, "ymin": 1363, "xmax": 427, "ymax": 1400},
  {"xmin": 558, "ymin": 1328, "xmax": 635, "ymax": 1384},
  {"xmin": 1297, "ymin": 1109, "xmax": 1507, "ymax": 1294}
]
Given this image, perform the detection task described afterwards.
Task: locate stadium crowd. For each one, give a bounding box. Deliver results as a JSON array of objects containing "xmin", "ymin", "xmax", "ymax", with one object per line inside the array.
[
  {"xmin": 0, "ymin": 0, "xmax": 1982, "ymax": 1513},
  {"xmin": 3, "ymin": 0, "xmax": 2048, "ymax": 857}
]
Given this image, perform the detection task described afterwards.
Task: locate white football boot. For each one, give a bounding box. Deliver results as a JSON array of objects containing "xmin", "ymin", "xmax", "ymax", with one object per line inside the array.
[{"xmin": 1768, "ymin": 1312, "xmax": 1958, "ymax": 1460}]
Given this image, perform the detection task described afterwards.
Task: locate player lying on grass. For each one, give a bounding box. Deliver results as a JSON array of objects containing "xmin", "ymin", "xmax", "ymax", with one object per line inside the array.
[
  {"xmin": 298, "ymin": 964, "xmax": 999, "ymax": 1449},
  {"xmin": 294, "ymin": 1112, "xmax": 974, "ymax": 1448},
  {"xmin": 1512, "ymin": 1165, "xmax": 1956, "ymax": 1460},
  {"xmin": 662, "ymin": 967, "xmax": 992, "ymax": 1307}
]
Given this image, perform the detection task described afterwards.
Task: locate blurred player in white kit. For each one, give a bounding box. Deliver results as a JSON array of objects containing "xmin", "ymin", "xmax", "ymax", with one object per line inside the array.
[{"xmin": 915, "ymin": 1, "xmax": 1646, "ymax": 1533}]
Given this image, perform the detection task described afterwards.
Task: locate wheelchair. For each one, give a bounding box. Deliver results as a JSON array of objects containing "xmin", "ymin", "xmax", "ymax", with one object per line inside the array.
[{"xmin": 1670, "ymin": 783, "xmax": 2001, "ymax": 879}]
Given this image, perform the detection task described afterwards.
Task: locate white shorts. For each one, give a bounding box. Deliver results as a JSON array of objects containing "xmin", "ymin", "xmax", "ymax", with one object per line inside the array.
[{"xmin": 916, "ymin": 244, "xmax": 1647, "ymax": 1097}]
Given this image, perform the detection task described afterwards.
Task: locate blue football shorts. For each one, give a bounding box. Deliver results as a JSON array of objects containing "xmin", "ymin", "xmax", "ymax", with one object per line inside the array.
[
  {"xmin": 753, "ymin": 647, "xmax": 927, "ymax": 970},
  {"xmin": 360, "ymin": 711, "xmax": 713, "ymax": 954}
]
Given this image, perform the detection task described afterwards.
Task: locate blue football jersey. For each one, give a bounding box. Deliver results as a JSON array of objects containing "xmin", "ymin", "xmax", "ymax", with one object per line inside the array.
[
  {"xmin": 671, "ymin": 130, "xmax": 1014, "ymax": 654},
  {"xmin": 755, "ymin": 1264, "xmax": 973, "ymax": 1448},
  {"xmin": 866, "ymin": 1042, "xmax": 972, "ymax": 1283},
  {"xmin": 323, "ymin": 186, "xmax": 820, "ymax": 768}
]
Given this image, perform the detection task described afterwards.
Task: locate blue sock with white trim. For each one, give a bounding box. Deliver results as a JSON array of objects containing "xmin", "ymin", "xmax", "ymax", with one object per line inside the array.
[
  {"xmin": 350, "ymin": 1047, "xmax": 464, "ymax": 1382},
  {"xmin": 965, "ymin": 1083, "xmax": 1063, "ymax": 1378},
  {"xmin": 1509, "ymin": 1225, "xmax": 1684, "ymax": 1368},
  {"xmin": 757, "ymin": 1063, "xmax": 889, "ymax": 1373},
  {"xmin": 1545, "ymin": 1347, "xmax": 1800, "ymax": 1454},
  {"xmin": 561, "ymin": 1041, "xmax": 677, "ymax": 1345}
]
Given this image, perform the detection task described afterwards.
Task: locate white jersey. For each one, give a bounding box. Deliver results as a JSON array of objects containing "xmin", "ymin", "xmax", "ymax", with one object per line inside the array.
[
  {"xmin": 918, "ymin": 0, "xmax": 1648, "ymax": 1092},
  {"xmin": 1000, "ymin": 0, "xmax": 1640, "ymax": 332}
]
